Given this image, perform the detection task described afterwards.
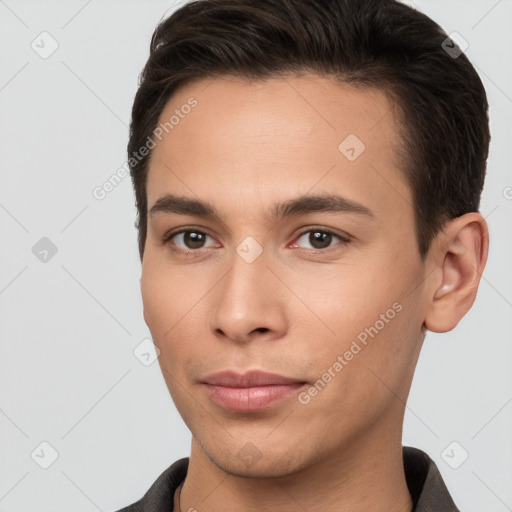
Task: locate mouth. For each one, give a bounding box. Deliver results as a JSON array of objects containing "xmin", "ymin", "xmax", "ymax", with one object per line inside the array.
[{"xmin": 201, "ymin": 370, "xmax": 308, "ymax": 412}]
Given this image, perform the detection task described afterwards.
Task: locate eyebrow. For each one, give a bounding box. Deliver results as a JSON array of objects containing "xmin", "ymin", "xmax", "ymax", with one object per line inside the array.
[{"xmin": 149, "ymin": 193, "xmax": 374, "ymax": 221}]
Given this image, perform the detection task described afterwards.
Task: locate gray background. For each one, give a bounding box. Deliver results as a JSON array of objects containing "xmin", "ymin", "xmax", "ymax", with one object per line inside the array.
[{"xmin": 0, "ymin": 1, "xmax": 511, "ymax": 511}]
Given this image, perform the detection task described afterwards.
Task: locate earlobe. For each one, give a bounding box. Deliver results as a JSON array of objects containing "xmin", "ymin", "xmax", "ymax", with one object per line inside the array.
[{"xmin": 424, "ymin": 213, "xmax": 489, "ymax": 333}]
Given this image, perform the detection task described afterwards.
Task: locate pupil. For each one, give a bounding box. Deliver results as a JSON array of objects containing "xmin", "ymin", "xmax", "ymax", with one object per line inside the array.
[
  {"xmin": 310, "ymin": 231, "xmax": 331, "ymax": 249},
  {"xmin": 185, "ymin": 231, "xmax": 204, "ymax": 249}
]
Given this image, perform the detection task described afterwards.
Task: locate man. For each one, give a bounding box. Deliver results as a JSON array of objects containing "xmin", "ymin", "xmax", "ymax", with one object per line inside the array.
[{"xmin": 117, "ymin": 0, "xmax": 489, "ymax": 510}]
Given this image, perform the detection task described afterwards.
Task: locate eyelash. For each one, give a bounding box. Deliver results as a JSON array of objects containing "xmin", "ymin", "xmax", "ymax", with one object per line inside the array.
[{"xmin": 161, "ymin": 227, "xmax": 351, "ymax": 255}]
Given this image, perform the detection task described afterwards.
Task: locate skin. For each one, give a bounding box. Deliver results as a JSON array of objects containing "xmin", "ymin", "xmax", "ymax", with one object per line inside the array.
[{"xmin": 140, "ymin": 73, "xmax": 488, "ymax": 512}]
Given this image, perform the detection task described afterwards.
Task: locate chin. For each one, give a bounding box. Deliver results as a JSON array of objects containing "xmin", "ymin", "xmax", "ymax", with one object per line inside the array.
[{"xmin": 202, "ymin": 439, "xmax": 316, "ymax": 479}]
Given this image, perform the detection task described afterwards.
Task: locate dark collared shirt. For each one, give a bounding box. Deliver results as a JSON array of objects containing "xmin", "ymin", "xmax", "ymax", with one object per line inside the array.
[{"xmin": 115, "ymin": 446, "xmax": 460, "ymax": 511}]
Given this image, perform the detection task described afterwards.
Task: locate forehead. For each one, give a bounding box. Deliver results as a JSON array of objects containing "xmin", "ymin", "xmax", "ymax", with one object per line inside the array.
[{"xmin": 146, "ymin": 73, "xmax": 411, "ymax": 222}]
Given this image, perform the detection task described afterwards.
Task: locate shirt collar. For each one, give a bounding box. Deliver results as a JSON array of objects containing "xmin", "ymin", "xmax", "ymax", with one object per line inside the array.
[
  {"xmin": 123, "ymin": 446, "xmax": 460, "ymax": 511},
  {"xmin": 403, "ymin": 446, "xmax": 460, "ymax": 511}
]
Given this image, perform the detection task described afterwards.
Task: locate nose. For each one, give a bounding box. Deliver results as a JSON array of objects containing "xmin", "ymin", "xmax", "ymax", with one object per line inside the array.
[{"xmin": 209, "ymin": 249, "xmax": 288, "ymax": 345}]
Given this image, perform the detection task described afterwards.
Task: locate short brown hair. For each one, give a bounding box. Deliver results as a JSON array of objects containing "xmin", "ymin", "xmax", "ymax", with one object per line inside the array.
[{"xmin": 128, "ymin": 0, "xmax": 490, "ymax": 260}]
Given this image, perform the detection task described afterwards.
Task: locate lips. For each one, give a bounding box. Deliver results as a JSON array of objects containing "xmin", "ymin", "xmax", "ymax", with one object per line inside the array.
[
  {"xmin": 201, "ymin": 370, "xmax": 307, "ymax": 412},
  {"xmin": 202, "ymin": 370, "xmax": 306, "ymax": 387}
]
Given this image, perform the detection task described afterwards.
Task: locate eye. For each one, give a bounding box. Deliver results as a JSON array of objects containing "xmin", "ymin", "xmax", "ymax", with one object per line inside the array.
[
  {"xmin": 292, "ymin": 228, "xmax": 350, "ymax": 251},
  {"xmin": 162, "ymin": 227, "xmax": 350, "ymax": 255},
  {"xmin": 163, "ymin": 229, "xmax": 217, "ymax": 251}
]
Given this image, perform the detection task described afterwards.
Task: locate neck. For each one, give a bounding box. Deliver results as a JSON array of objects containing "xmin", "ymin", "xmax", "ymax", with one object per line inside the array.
[{"xmin": 178, "ymin": 421, "xmax": 413, "ymax": 512}]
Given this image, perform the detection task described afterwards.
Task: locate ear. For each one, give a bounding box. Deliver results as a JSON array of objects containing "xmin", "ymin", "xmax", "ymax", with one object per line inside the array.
[{"xmin": 424, "ymin": 212, "xmax": 489, "ymax": 333}]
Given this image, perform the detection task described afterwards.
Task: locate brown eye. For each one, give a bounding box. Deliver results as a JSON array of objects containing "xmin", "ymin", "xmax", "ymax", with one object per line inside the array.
[
  {"xmin": 308, "ymin": 231, "xmax": 333, "ymax": 249},
  {"xmin": 293, "ymin": 229, "xmax": 350, "ymax": 251},
  {"xmin": 166, "ymin": 230, "xmax": 215, "ymax": 250},
  {"xmin": 182, "ymin": 231, "xmax": 207, "ymax": 249}
]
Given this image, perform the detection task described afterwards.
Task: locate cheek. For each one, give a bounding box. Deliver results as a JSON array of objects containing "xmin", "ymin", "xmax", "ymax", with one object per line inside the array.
[
  {"xmin": 140, "ymin": 256, "xmax": 213, "ymax": 374},
  {"xmin": 291, "ymin": 254, "xmax": 423, "ymax": 374},
  {"xmin": 296, "ymin": 296, "xmax": 423, "ymax": 433},
  {"xmin": 140, "ymin": 255, "xmax": 188, "ymax": 340},
  {"xmin": 287, "ymin": 261, "xmax": 402, "ymax": 337}
]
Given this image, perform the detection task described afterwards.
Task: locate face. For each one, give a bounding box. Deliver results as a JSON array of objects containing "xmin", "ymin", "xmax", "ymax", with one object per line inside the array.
[{"xmin": 141, "ymin": 74, "xmax": 430, "ymax": 477}]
